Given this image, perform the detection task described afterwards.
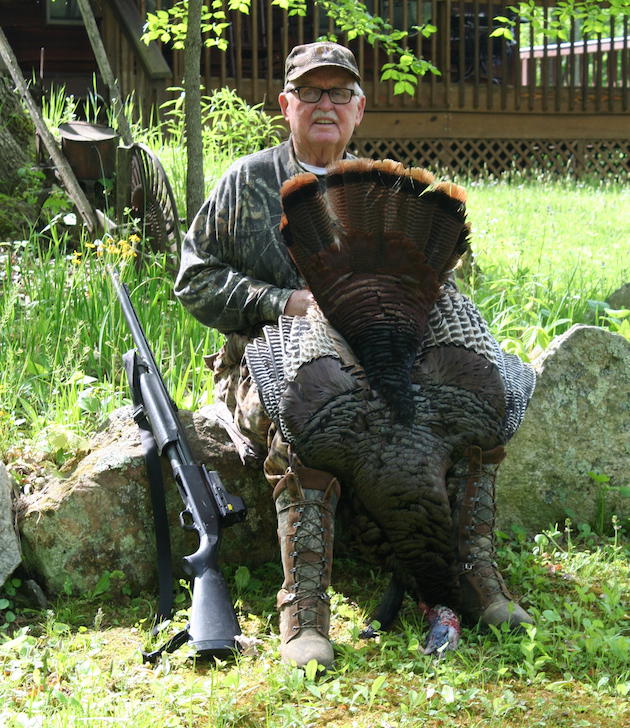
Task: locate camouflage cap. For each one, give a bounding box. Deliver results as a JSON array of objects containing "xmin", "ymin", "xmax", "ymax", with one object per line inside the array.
[{"xmin": 284, "ymin": 42, "xmax": 361, "ymax": 85}]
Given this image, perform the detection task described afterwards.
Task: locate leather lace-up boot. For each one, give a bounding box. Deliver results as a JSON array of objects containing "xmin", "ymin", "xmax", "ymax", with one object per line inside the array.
[
  {"xmin": 273, "ymin": 457, "xmax": 340, "ymax": 668},
  {"xmin": 451, "ymin": 445, "xmax": 533, "ymax": 629}
]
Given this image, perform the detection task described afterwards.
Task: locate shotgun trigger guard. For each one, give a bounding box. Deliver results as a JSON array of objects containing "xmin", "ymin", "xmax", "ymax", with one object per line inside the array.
[{"xmin": 179, "ymin": 509, "xmax": 196, "ymax": 530}]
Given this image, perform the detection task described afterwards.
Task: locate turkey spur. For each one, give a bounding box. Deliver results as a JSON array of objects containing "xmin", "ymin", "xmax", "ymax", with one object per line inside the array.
[{"xmin": 246, "ymin": 159, "xmax": 535, "ymax": 652}]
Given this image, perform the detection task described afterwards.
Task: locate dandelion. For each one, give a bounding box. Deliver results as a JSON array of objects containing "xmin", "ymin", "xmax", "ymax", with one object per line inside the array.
[{"xmin": 72, "ymin": 251, "xmax": 83, "ymax": 266}]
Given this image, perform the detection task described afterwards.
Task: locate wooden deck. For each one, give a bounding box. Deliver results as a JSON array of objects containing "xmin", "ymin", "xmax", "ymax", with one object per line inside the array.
[
  {"xmin": 165, "ymin": 0, "xmax": 629, "ymax": 175},
  {"xmin": 2, "ymin": 0, "xmax": 628, "ymax": 176},
  {"xmin": 161, "ymin": 0, "xmax": 629, "ymax": 115}
]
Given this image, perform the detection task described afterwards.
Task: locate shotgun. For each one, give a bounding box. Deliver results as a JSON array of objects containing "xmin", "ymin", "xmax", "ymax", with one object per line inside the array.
[{"xmin": 109, "ymin": 266, "xmax": 246, "ymax": 661}]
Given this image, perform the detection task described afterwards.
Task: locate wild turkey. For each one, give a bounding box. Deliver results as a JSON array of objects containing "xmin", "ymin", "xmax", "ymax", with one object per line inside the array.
[{"xmin": 245, "ymin": 159, "xmax": 535, "ymax": 652}]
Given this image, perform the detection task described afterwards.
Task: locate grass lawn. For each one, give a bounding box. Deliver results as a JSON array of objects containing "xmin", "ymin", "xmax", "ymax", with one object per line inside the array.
[
  {"xmin": 466, "ymin": 178, "xmax": 629, "ymax": 294},
  {"xmin": 1, "ymin": 525, "xmax": 628, "ymax": 727}
]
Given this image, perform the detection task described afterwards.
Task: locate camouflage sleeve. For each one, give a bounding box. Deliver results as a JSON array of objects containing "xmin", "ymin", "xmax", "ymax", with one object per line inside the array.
[{"xmin": 174, "ymin": 154, "xmax": 297, "ymax": 334}]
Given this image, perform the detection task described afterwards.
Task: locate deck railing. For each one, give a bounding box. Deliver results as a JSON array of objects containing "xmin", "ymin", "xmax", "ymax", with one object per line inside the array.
[
  {"xmin": 127, "ymin": 1, "xmax": 629, "ymax": 176},
  {"xmin": 154, "ymin": 0, "xmax": 630, "ymax": 113},
  {"xmin": 520, "ymin": 36, "xmax": 629, "ymax": 110}
]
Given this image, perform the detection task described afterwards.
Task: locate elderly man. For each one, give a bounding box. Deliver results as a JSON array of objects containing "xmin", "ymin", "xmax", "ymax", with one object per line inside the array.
[
  {"xmin": 175, "ymin": 42, "xmax": 364, "ymax": 667},
  {"xmin": 175, "ymin": 41, "xmax": 531, "ymax": 669}
]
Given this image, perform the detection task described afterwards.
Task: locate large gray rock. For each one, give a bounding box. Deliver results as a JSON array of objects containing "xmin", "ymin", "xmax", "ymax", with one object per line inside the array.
[
  {"xmin": 17, "ymin": 406, "xmax": 276, "ymax": 596},
  {"xmin": 497, "ymin": 325, "xmax": 630, "ymax": 533},
  {"xmin": 0, "ymin": 461, "xmax": 21, "ymax": 587},
  {"xmin": 607, "ymin": 282, "xmax": 630, "ymax": 311}
]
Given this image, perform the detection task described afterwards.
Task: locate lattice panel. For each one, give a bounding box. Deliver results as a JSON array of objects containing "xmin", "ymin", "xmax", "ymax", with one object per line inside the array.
[{"xmin": 350, "ymin": 138, "xmax": 630, "ymax": 178}]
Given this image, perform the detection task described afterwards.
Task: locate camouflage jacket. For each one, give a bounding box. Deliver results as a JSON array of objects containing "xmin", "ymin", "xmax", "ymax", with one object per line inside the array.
[{"xmin": 174, "ymin": 138, "xmax": 310, "ymax": 338}]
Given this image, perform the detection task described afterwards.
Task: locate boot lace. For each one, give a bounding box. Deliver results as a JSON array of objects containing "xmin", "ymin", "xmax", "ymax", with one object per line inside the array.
[
  {"xmin": 459, "ymin": 459, "xmax": 507, "ymax": 598},
  {"xmin": 287, "ymin": 499, "xmax": 331, "ymax": 629}
]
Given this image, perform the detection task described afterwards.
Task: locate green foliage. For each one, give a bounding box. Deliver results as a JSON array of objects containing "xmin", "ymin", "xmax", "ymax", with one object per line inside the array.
[
  {"xmin": 0, "ymin": 233, "xmax": 221, "ymax": 462},
  {"xmin": 84, "ymin": 570, "xmax": 132, "ymax": 601},
  {"xmin": 144, "ymin": 0, "xmax": 237, "ymax": 51},
  {"xmin": 493, "ymin": 1, "xmax": 630, "ymax": 43},
  {"xmin": 159, "ymin": 85, "xmax": 284, "ymax": 205},
  {"xmin": 142, "ymin": 0, "xmax": 439, "ymax": 96},
  {"xmin": 0, "ymin": 166, "xmax": 45, "ymax": 240},
  {"xmin": 39, "ymin": 74, "xmax": 110, "ymax": 134},
  {"xmin": 588, "ymin": 471, "xmax": 630, "ymax": 537},
  {"xmin": 0, "ymin": 527, "xmax": 628, "ymax": 726},
  {"xmin": 127, "ymin": 86, "xmax": 284, "ymax": 218},
  {"xmin": 0, "ymin": 578, "xmax": 21, "ymax": 633},
  {"xmin": 313, "ymin": 0, "xmax": 439, "ymax": 88}
]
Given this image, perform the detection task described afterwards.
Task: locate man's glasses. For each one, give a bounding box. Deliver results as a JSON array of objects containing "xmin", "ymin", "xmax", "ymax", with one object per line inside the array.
[{"xmin": 288, "ymin": 86, "xmax": 357, "ymax": 104}]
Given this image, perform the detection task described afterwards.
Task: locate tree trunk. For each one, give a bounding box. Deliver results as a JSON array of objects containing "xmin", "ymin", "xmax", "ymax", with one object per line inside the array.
[
  {"xmin": 184, "ymin": 0, "xmax": 204, "ymax": 227},
  {"xmin": 0, "ymin": 27, "xmax": 98, "ymax": 233},
  {"xmin": 0, "ymin": 74, "xmax": 33, "ymax": 195}
]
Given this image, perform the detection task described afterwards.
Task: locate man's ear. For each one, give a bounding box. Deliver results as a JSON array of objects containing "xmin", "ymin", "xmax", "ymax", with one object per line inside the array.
[
  {"xmin": 278, "ymin": 92, "xmax": 290, "ymax": 120},
  {"xmin": 354, "ymin": 94, "xmax": 366, "ymax": 128}
]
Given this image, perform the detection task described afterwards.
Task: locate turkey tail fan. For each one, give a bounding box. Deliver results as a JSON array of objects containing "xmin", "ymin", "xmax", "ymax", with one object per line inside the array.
[
  {"xmin": 420, "ymin": 182, "xmax": 470, "ymax": 275},
  {"xmin": 279, "ymin": 158, "xmax": 470, "ymax": 424},
  {"xmin": 325, "ymin": 159, "xmax": 392, "ymax": 238},
  {"xmin": 440, "ymin": 222, "xmax": 472, "ymax": 279},
  {"xmin": 325, "ymin": 159, "xmax": 436, "ymax": 248},
  {"xmin": 279, "ymin": 173, "xmax": 337, "ymax": 275}
]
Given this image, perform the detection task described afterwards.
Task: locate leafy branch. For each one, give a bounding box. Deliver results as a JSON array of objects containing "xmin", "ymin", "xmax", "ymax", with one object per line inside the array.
[
  {"xmin": 492, "ymin": 1, "xmax": 630, "ymax": 43},
  {"xmin": 142, "ymin": 0, "xmax": 439, "ymax": 95}
]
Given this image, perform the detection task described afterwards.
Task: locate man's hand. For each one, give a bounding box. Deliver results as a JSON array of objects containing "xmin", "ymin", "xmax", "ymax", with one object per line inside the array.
[{"xmin": 284, "ymin": 289, "xmax": 315, "ymax": 316}]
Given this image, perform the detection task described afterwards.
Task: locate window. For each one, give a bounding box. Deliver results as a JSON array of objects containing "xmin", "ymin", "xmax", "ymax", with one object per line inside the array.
[{"xmin": 46, "ymin": 0, "xmax": 83, "ymax": 25}]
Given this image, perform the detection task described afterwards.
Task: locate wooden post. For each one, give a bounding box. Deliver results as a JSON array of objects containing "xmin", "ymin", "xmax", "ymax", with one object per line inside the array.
[
  {"xmin": 75, "ymin": 0, "xmax": 134, "ymax": 146},
  {"xmin": 0, "ymin": 26, "xmax": 99, "ymax": 233}
]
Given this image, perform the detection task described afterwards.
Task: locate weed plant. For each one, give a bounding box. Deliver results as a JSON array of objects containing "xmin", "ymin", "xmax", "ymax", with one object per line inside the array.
[{"xmin": 0, "ymin": 234, "xmax": 219, "ymax": 463}]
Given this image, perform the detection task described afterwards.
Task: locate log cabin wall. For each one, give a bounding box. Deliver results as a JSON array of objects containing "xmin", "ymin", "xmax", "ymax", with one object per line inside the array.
[
  {"xmin": 100, "ymin": 0, "xmax": 171, "ymax": 118},
  {"xmin": 0, "ymin": 0, "xmax": 100, "ymax": 95},
  {"xmin": 0, "ymin": 0, "xmax": 170, "ymax": 115}
]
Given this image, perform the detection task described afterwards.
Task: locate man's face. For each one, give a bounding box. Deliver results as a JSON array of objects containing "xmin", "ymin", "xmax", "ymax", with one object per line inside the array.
[{"xmin": 279, "ymin": 67, "xmax": 366, "ymax": 166}]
